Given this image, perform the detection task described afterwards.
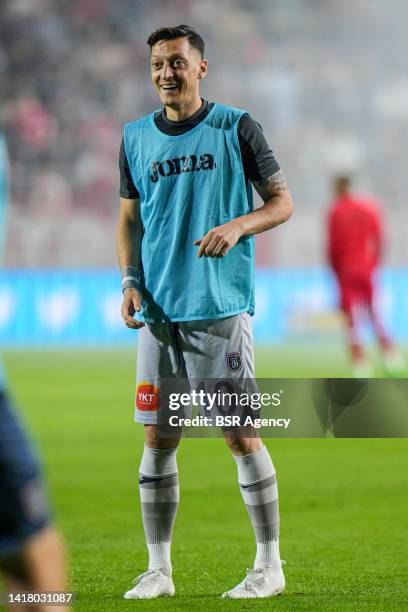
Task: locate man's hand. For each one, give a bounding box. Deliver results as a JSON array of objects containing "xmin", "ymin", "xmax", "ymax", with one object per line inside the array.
[
  {"xmin": 194, "ymin": 220, "xmax": 243, "ymax": 258},
  {"xmin": 121, "ymin": 288, "xmax": 145, "ymax": 329}
]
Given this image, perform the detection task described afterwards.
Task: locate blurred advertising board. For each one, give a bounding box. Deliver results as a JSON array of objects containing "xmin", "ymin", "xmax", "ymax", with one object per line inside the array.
[{"xmin": 0, "ymin": 268, "xmax": 407, "ymax": 346}]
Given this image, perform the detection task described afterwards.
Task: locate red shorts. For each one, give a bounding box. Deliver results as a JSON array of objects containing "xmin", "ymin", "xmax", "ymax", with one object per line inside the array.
[{"xmin": 337, "ymin": 275, "xmax": 374, "ymax": 314}]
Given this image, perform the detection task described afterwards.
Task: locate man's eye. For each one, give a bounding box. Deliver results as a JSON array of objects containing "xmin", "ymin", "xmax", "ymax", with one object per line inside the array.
[
  {"xmin": 152, "ymin": 64, "xmax": 161, "ymax": 70},
  {"xmin": 173, "ymin": 59, "xmax": 183, "ymax": 67}
]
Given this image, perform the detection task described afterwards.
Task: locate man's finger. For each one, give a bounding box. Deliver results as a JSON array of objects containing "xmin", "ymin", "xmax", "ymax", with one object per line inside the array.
[
  {"xmin": 193, "ymin": 239, "xmax": 202, "ymax": 246},
  {"xmin": 197, "ymin": 234, "xmax": 212, "ymax": 257},
  {"xmin": 123, "ymin": 315, "xmax": 145, "ymax": 329},
  {"xmin": 126, "ymin": 321, "xmax": 145, "ymax": 329},
  {"xmin": 203, "ymin": 234, "xmax": 221, "ymax": 257},
  {"xmin": 121, "ymin": 305, "xmax": 134, "ymax": 319},
  {"xmin": 213, "ymin": 239, "xmax": 226, "ymax": 257},
  {"xmin": 126, "ymin": 322, "xmax": 145, "ymax": 329},
  {"xmin": 132, "ymin": 297, "xmax": 142, "ymax": 312},
  {"xmin": 122, "ymin": 314, "xmax": 135, "ymax": 324}
]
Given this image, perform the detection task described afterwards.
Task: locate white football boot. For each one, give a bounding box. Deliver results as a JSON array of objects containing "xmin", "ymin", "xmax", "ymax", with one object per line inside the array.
[
  {"xmin": 222, "ymin": 563, "xmax": 285, "ymax": 599},
  {"xmin": 123, "ymin": 568, "xmax": 175, "ymax": 599}
]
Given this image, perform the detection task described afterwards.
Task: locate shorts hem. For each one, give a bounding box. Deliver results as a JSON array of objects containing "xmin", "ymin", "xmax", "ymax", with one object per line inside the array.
[
  {"xmin": 0, "ymin": 519, "xmax": 50, "ymax": 558},
  {"xmin": 134, "ymin": 415, "xmax": 159, "ymax": 425}
]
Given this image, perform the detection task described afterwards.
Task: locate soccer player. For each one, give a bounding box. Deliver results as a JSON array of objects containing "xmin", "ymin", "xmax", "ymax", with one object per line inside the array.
[
  {"xmin": 0, "ymin": 378, "xmax": 68, "ymax": 612},
  {"xmin": 117, "ymin": 25, "xmax": 293, "ymax": 599},
  {"xmin": 327, "ymin": 175, "xmax": 404, "ymax": 377},
  {"xmin": 0, "ymin": 133, "xmax": 68, "ymax": 611}
]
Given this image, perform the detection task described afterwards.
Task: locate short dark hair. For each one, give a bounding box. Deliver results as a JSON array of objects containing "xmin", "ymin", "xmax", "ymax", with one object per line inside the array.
[
  {"xmin": 147, "ymin": 25, "xmax": 205, "ymax": 58},
  {"xmin": 334, "ymin": 175, "xmax": 352, "ymax": 192}
]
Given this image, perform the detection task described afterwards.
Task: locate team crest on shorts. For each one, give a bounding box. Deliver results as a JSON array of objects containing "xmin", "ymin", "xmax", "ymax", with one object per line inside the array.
[{"xmin": 226, "ymin": 351, "xmax": 242, "ymax": 372}]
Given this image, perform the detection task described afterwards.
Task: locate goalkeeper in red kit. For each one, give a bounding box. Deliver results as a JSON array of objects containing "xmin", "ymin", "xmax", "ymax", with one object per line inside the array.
[{"xmin": 327, "ymin": 175, "xmax": 405, "ymax": 377}]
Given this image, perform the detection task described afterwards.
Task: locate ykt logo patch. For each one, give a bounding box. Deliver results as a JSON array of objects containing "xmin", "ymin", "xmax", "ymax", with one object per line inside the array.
[{"xmin": 136, "ymin": 382, "xmax": 160, "ymax": 411}]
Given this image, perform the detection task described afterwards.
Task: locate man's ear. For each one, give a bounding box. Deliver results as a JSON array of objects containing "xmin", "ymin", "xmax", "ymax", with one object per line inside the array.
[{"xmin": 198, "ymin": 59, "xmax": 208, "ymax": 80}]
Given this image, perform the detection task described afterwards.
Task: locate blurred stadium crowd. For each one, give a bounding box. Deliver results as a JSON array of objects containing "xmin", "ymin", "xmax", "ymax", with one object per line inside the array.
[{"xmin": 1, "ymin": 0, "xmax": 407, "ymax": 266}]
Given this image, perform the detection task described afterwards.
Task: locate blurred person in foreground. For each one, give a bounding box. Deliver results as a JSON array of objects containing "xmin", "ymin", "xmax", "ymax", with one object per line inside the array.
[
  {"xmin": 0, "ymin": 133, "xmax": 68, "ymax": 611},
  {"xmin": 117, "ymin": 25, "xmax": 292, "ymax": 599},
  {"xmin": 327, "ymin": 175, "xmax": 405, "ymax": 377},
  {"xmin": 0, "ymin": 377, "xmax": 68, "ymax": 612}
]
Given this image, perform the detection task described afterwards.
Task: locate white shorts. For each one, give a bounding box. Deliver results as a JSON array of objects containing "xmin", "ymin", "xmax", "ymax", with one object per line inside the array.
[{"xmin": 134, "ymin": 313, "xmax": 255, "ymax": 424}]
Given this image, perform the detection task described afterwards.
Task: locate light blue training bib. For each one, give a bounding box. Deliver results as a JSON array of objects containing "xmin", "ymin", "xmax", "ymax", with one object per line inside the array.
[{"xmin": 124, "ymin": 103, "xmax": 255, "ymax": 323}]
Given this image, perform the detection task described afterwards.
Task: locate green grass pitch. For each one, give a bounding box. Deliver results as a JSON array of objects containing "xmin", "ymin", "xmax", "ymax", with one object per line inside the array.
[{"xmin": 2, "ymin": 347, "xmax": 408, "ymax": 610}]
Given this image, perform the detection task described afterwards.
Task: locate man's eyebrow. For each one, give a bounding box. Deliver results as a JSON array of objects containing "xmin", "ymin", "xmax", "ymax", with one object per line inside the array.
[{"xmin": 151, "ymin": 53, "xmax": 188, "ymax": 62}]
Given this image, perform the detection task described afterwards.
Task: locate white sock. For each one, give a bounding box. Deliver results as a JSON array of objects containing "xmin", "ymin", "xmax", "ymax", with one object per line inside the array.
[
  {"xmin": 234, "ymin": 445, "xmax": 282, "ymax": 571},
  {"xmin": 147, "ymin": 542, "xmax": 172, "ymax": 574},
  {"xmin": 139, "ymin": 445, "xmax": 179, "ymax": 577},
  {"xmin": 255, "ymin": 541, "xmax": 281, "ymax": 570}
]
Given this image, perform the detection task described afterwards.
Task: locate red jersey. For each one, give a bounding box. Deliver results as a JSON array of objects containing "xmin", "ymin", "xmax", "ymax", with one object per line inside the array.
[{"xmin": 327, "ymin": 194, "xmax": 383, "ymax": 277}]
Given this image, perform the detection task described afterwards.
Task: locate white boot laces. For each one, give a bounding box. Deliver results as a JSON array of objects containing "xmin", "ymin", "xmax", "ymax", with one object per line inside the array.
[
  {"xmin": 132, "ymin": 569, "xmax": 161, "ymax": 586},
  {"xmin": 244, "ymin": 567, "xmax": 266, "ymax": 592}
]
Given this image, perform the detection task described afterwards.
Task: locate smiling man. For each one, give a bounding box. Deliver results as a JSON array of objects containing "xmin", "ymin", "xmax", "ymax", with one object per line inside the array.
[{"xmin": 117, "ymin": 24, "xmax": 293, "ymax": 599}]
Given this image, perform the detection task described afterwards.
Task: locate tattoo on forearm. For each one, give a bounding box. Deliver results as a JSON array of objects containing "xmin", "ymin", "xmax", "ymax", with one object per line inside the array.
[{"xmin": 253, "ymin": 170, "xmax": 288, "ymax": 201}]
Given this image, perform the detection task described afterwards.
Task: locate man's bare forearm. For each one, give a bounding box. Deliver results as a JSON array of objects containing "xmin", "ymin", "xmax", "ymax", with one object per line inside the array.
[
  {"xmin": 117, "ymin": 197, "xmax": 145, "ymax": 327},
  {"xmin": 116, "ymin": 197, "xmax": 143, "ymax": 270},
  {"xmin": 116, "ymin": 220, "xmax": 142, "ymax": 269},
  {"xmin": 235, "ymin": 170, "xmax": 293, "ymax": 237}
]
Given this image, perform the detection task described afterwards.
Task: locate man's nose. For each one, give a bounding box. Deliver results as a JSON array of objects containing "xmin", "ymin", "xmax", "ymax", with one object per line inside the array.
[{"xmin": 161, "ymin": 62, "xmax": 174, "ymax": 80}]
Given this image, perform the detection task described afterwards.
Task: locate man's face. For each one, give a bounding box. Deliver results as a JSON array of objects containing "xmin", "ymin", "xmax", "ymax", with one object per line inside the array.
[{"xmin": 150, "ymin": 37, "xmax": 207, "ymax": 109}]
